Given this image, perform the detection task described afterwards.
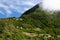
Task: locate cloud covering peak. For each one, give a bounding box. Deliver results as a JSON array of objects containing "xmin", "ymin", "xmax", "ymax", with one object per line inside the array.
[{"xmin": 40, "ymin": 0, "xmax": 60, "ymax": 11}]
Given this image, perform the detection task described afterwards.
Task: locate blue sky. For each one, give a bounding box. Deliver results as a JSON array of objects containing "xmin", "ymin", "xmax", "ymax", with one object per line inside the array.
[{"xmin": 0, "ymin": 0, "xmax": 40, "ymax": 18}]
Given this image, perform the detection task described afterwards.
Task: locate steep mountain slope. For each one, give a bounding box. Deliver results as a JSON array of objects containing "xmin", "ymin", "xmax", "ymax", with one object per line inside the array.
[{"xmin": 0, "ymin": 5, "xmax": 60, "ymax": 40}]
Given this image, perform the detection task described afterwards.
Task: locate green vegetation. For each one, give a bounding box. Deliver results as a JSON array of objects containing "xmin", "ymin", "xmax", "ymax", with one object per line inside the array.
[{"xmin": 0, "ymin": 5, "xmax": 60, "ymax": 40}]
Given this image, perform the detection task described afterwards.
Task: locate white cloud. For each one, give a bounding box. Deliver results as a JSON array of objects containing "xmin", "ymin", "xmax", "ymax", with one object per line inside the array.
[
  {"xmin": 21, "ymin": 1, "xmax": 34, "ymax": 6},
  {"xmin": 0, "ymin": 4, "xmax": 12, "ymax": 16}
]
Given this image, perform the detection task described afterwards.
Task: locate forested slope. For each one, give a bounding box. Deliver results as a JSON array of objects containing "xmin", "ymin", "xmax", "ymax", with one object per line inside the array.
[{"xmin": 0, "ymin": 5, "xmax": 60, "ymax": 40}]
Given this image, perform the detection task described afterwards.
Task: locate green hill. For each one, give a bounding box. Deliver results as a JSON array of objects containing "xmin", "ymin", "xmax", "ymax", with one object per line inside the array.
[{"xmin": 0, "ymin": 5, "xmax": 60, "ymax": 40}]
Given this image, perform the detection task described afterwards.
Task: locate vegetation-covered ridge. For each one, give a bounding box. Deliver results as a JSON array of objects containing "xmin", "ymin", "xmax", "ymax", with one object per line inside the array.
[{"xmin": 0, "ymin": 5, "xmax": 60, "ymax": 40}]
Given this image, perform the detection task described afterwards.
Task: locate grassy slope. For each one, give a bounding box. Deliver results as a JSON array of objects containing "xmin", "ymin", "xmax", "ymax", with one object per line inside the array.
[{"xmin": 0, "ymin": 6, "xmax": 60, "ymax": 40}]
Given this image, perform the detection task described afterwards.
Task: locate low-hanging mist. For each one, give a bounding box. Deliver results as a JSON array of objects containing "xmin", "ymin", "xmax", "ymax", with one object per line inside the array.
[{"xmin": 39, "ymin": 0, "xmax": 60, "ymax": 12}]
